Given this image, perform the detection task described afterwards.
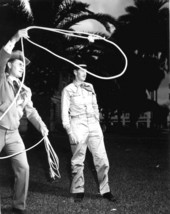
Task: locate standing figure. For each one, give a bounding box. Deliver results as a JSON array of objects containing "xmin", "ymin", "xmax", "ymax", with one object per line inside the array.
[
  {"xmin": 61, "ymin": 64, "xmax": 116, "ymax": 203},
  {"xmin": 0, "ymin": 29, "xmax": 49, "ymax": 214}
]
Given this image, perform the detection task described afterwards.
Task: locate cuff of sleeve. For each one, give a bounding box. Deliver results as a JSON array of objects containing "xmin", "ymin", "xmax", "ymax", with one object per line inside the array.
[{"xmin": 65, "ymin": 126, "xmax": 72, "ymax": 135}]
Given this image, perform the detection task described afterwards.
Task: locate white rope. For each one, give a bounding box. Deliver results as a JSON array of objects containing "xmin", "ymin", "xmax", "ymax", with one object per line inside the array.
[
  {"xmin": 0, "ymin": 136, "xmax": 45, "ymax": 159},
  {"xmin": 0, "ymin": 134, "xmax": 61, "ymax": 179},
  {"xmin": 25, "ymin": 26, "xmax": 128, "ymax": 80},
  {"xmin": 44, "ymin": 136, "xmax": 61, "ymax": 179}
]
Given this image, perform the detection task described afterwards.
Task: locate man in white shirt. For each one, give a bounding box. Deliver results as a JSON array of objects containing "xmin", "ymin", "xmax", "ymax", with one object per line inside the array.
[
  {"xmin": 0, "ymin": 29, "xmax": 49, "ymax": 214},
  {"xmin": 61, "ymin": 64, "xmax": 116, "ymax": 203}
]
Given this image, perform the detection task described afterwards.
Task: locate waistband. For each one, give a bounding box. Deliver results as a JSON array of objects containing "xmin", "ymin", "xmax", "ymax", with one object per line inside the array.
[
  {"xmin": 0, "ymin": 125, "xmax": 17, "ymax": 132},
  {"xmin": 0, "ymin": 125, "xmax": 7, "ymax": 131},
  {"xmin": 71, "ymin": 113, "xmax": 95, "ymax": 119}
]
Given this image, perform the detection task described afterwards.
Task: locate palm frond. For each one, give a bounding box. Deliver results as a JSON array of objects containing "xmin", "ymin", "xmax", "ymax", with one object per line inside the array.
[
  {"xmin": 55, "ymin": 0, "xmax": 90, "ymax": 25},
  {"xmin": 0, "ymin": 0, "xmax": 33, "ymax": 46},
  {"xmin": 19, "ymin": 0, "xmax": 32, "ymax": 17}
]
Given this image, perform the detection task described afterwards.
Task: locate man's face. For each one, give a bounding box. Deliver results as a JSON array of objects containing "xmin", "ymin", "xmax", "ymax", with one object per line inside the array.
[
  {"xmin": 74, "ymin": 68, "xmax": 87, "ymax": 82},
  {"xmin": 8, "ymin": 59, "xmax": 24, "ymax": 78}
]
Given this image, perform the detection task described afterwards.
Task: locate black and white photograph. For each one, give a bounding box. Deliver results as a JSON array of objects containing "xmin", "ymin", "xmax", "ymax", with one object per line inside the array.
[{"xmin": 0, "ymin": 0, "xmax": 169, "ymax": 213}]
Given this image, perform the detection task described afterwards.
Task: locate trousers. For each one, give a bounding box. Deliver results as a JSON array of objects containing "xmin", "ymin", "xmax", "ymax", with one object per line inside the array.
[
  {"xmin": 0, "ymin": 127, "xmax": 29, "ymax": 210},
  {"xmin": 70, "ymin": 115, "xmax": 110, "ymax": 195}
]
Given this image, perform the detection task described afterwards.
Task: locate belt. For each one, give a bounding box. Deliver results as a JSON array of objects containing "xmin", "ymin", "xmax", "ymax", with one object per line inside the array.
[
  {"xmin": 0, "ymin": 125, "xmax": 8, "ymax": 130},
  {"xmin": 71, "ymin": 113, "xmax": 95, "ymax": 119}
]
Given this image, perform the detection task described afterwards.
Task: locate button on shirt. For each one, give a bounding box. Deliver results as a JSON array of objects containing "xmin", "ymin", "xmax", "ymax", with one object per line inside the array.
[{"xmin": 61, "ymin": 81, "xmax": 99, "ymax": 134}]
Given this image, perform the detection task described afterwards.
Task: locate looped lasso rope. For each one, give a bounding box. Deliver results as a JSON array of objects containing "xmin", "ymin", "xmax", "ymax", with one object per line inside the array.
[{"xmin": 25, "ymin": 26, "xmax": 128, "ymax": 80}]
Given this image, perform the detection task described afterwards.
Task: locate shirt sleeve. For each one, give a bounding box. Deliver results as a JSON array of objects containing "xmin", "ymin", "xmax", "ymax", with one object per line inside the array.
[
  {"xmin": 0, "ymin": 47, "xmax": 11, "ymax": 79},
  {"xmin": 91, "ymin": 84, "xmax": 100, "ymax": 120},
  {"xmin": 61, "ymin": 88, "xmax": 72, "ymax": 135},
  {"xmin": 0, "ymin": 40, "xmax": 16, "ymax": 78},
  {"xmin": 3, "ymin": 40, "xmax": 15, "ymax": 54},
  {"xmin": 24, "ymin": 89, "xmax": 47, "ymax": 132}
]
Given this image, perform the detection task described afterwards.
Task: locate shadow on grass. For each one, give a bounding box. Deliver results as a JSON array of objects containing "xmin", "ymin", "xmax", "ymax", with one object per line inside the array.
[{"xmin": 29, "ymin": 180, "xmax": 70, "ymax": 198}]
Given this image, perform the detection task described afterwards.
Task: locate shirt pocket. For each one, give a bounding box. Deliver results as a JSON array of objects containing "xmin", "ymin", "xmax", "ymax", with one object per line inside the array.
[{"xmin": 71, "ymin": 93, "xmax": 82, "ymax": 105}]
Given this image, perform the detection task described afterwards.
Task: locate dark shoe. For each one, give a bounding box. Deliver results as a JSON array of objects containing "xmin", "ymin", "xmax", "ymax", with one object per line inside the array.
[
  {"xmin": 73, "ymin": 193, "xmax": 84, "ymax": 203},
  {"xmin": 102, "ymin": 192, "xmax": 117, "ymax": 202},
  {"xmin": 12, "ymin": 208, "xmax": 27, "ymax": 214}
]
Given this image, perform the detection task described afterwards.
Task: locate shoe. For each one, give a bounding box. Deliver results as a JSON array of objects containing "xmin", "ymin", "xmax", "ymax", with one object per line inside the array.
[
  {"xmin": 73, "ymin": 193, "xmax": 84, "ymax": 203},
  {"xmin": 12, "ymin": 207, "xmax": 27, "ymax": 214},
  {"xmin": 102, "ymin": 192, "xmax": 117, "ymax": 202}
]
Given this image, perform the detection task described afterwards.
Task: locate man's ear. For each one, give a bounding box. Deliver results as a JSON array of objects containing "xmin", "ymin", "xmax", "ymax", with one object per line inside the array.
[
  {"xmin": 7, "ymin": 62, "xmax": 12, "ymax": 69},
  {"xmin": 73, "ymin": 70, "xmax": 77, "ymax": 76}
]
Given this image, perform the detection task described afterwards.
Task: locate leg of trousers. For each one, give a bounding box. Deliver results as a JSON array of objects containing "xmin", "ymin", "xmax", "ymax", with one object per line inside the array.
[
  {"xmin": 70, "ymin": 116, "xmax": 110, "ymax": 194},
  {"xmin": 0, "ymin": 128, "xmax": 29, "ymax": 210}
]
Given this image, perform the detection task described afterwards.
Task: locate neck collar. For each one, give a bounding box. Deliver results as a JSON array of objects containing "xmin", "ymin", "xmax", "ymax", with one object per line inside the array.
[
  {"xmin": 8, "ymin": 75, "xmax": 20, "ymax": 84},
  {"xmin": 73, "ymin": 80, "xmax": 84, "ymax": 87}
]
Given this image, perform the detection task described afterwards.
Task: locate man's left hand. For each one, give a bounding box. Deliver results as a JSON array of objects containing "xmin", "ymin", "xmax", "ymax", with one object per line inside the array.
[{"xmin": 41, "ymin": 126, "xmax": 49, "ymax": 136}]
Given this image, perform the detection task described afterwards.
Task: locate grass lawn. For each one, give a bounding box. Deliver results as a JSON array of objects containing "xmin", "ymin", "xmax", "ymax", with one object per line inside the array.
[{"xmin": 0, "ymin": 128, "xmax": 169, "ymax": 214}]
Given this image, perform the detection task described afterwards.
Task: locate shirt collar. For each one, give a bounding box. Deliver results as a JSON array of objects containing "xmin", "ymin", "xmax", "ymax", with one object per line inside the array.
[
  {"xmin": 73, "ymin": 80, "xmax": 85, "ymax": 87},
  {"xmin": 8, "ymin": 75, "xmax": 20, "ymax": 84}
]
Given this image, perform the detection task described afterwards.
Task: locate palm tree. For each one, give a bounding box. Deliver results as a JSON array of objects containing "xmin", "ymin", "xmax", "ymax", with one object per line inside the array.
[
  {"xmin": 115, "ymin": 0, "xmax": 169, "ymax": 56},
  {"xmin": 113, "ymin": 0, "xmax": 169, "ymax": 88},
  {"xmin": 0, "ymin": 0, "xmax": 33, "ymax": 47},
  {"xmin": 108, "ymin": 0, "xmax": 170, "ymax": 127}
]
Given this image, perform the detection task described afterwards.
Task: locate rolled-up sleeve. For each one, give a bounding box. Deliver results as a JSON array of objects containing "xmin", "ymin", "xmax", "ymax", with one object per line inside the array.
[
  {"xmin": 3, "ymin": 40, "xmax": 15, "ymax": 54},
  {"xmin": 0, "ymin": 40, "xmax": 15, "ymax": 79},
  {"xmin": 0, "ymin": 49, "xmax": 10, "ymax": 80},
  {"xmin": 61, "ymin": 88, "xmax": 72, "ymax": 135}
]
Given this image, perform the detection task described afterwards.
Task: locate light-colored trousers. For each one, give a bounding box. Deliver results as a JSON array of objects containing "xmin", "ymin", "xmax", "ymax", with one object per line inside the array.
[
  {"xmin": 0, "ymin": 127, "xmax": 29, "ymax": 210},
  {"xmin": 69, "ymin": 115, "xmax": 110, "ymax": 195}
]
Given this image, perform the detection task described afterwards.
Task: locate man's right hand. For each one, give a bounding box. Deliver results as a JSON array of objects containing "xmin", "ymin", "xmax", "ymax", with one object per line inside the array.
[
  {"xmin": 69, "ymin": 133, "xmax": 78, "ymax": 145},
  {"xmin": 11, "ymin": 28, "xmax": 29, "ymax": 44}
]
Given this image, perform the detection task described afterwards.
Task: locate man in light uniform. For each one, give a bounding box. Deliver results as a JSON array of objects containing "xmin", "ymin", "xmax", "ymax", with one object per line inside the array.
[
  {"xmin": 61, "ymin": 64, "xmax": 116, "ymax": 202},
  {"xmin": 0, "ymin": 29, "xmax": 49, "ymax": 214}
]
